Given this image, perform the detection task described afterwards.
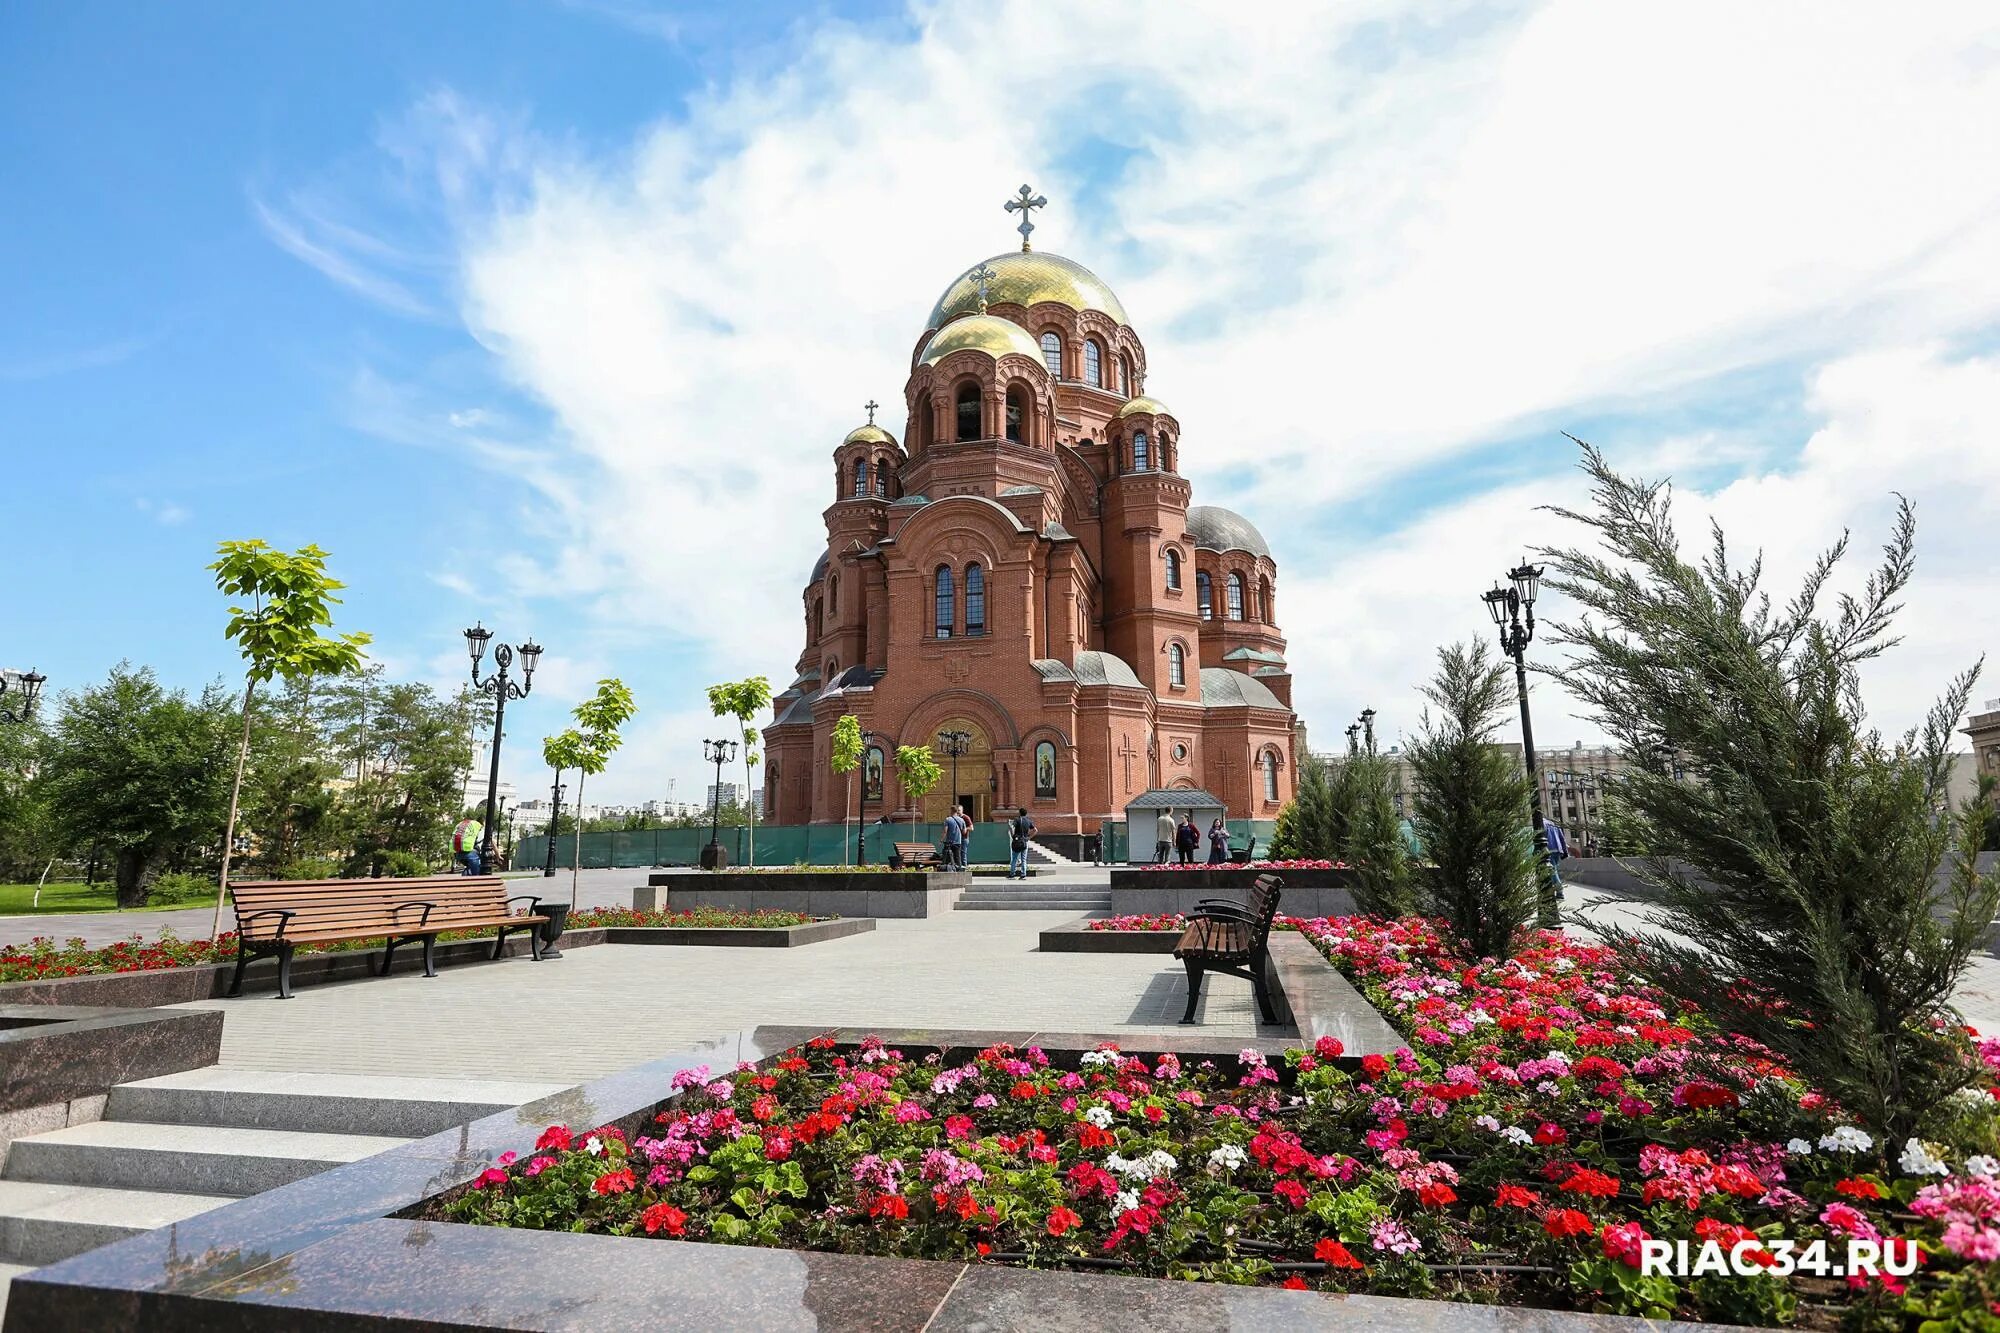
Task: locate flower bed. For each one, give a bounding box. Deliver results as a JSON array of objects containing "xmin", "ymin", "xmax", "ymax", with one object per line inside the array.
[
  {"xmin": 1084, "ymin": 913, "xmax": 1188, "ymax": 932},
  {"xmin": 570, "ymin": 906, "xmax": 825, "ymax": 930},
  {"xmin": 1, "ymin": 931, "xmax": 241, "ymax": 983},
  {"xmin": 1129, "ymin": 859, "xmax": 1345, "ymax": 871},
  {"xmin": 444, "ymin": 921, "xmax": 2000, "ymax": 1327}
]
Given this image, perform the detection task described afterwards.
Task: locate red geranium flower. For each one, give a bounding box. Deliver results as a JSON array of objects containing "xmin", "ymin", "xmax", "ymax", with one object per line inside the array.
[
  {"xmin": 1360, "ymin": 1053, "xmax": 1389, "ymax": 1078},
  {"xmin": 1046, "ymin": 1205, "xmax": 1082, "ymax": 1237},
  {"xmin": 641, "ymin": 1202, "xmax": 687, "ymax": 1235},
  {"xmin": 591, "ymin": 1168, "xmax": 636, "ymax": 1196},
  {"xmin": 1314, "ymin": 1037, "xmax": 1345, "ymax": 1061},
  {"xmin": 1561, "ymin": 1167, "xmax": 1620, "ymax": 1199},
  {"xmin": 1272, "ymin": 1179, "xmax": 1310, "ymax": 1209},
  {"xmin": 535, "ymin": 1125, "xmax": 573, "ymax": 1152},
  {"xmin": 1601, "ymin": 1220, "xmax": 1651, "ymax": 1267},
  {"xmin": 1835, "ymin": 1177, "xmax": 1883, "ymax": 1200},
  {"xmin": 1416, "ymin": 1182, "xmax": 1458, "ymax": 1208},
  {"xmin": 1315, "ymin": 1238, "xmax": 1365, "ymax": 1270},
  {"xmin": 1544, "ymin": 1208, "xmax": 1594, "ymax": 1239},
  {"xmin": 1495, "ymin": 1183, "xmax": 1541, "ymax": 1209},
  {"xmin": 1280, "ymin": 1275, "xmax": 1310, "ymax": 1290}
]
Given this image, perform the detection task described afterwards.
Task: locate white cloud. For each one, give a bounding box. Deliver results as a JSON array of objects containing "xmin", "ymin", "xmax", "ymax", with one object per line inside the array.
[
  {"xmin": 266, "ymin": 1, "xmax": 2000, "ymax": 796},
  {"xmin": 134, "ymin": 497, "xmax": 190, "ymax": 526}
]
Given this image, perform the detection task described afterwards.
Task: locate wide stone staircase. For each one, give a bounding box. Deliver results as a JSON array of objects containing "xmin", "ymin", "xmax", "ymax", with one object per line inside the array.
[
  {"xmin": 955, "ymin": 864, "xmax": 1111, "ymax": 913},
  {"xmin": 0, "ymin": 1069, "xmax": 563, "ymax": 1316}
]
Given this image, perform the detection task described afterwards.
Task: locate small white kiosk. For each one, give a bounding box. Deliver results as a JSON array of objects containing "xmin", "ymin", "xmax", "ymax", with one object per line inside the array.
[{"xmin": 1122, "ymin": 788, "xmax": 1227, "ymax": 864}]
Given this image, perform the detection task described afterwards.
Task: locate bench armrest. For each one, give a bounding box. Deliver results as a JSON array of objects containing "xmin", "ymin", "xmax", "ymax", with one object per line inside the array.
[
  {"xmin": 391, "ymin": 900, "xmax": 436, "ymax": 927},
  {"xmin": 236, "ymin": 908, "xmax": 296, "ymax": 939},
  {"xmin": 505, "ymin": 895, "xmax": 544, "ymax": 916},
  {"xmin": 1195, "ymin": 896, "xmax": 1249, "ymax": 909},
  {"xmin": 1187, "ymin": 903, "xmax": 1257, "ymax": 924}
]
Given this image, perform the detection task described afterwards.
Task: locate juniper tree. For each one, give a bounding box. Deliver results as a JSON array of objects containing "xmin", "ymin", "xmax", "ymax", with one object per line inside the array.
[
  {"xmin": 1343, "ymin": 746, "xmax": 1414, "ymax": 916},
  {"xmin": 1270, "ymin": 753, "xmax": 1357, "ymax": 861},
  {"xmin": 1407, "ymin": 640, "xmax": 1541, "ymax": 959},
  {"xmin": 1542, "ymin": 443, "xmax": 1999, "ymax": 1143}
]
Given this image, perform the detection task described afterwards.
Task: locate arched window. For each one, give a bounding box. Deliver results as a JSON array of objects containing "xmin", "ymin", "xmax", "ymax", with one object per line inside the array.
[
  {"xmin": 1226, "ymin": 573, "xmax": 1245, "ymax": 620},
  {"xmin": 1164, "ymin": 548, "xmax": 1181, "ymax": 591},
  {"xmin": 1258, "ymin": 576, "xmax": 1271, "ymax": 622},
  {"xmin": 955, "ymin": 382, "xmax": 980, "ymax": 442},
  {"xmin": 964, "ymin": 563, "xmax": 985, "ymax": 637},
  {"xmin": 829, "ymin": 574, "xmax": 838, "ymax": 614},
  {"xmin": 851, "ymin": 458, "xmax": 868, "ymax": 497},
  {"xmin": 1158, "ymin": 435, "xmax": 1172, "ymax": 472},
  {"xmin": 1120, "ymin": 353, "xmax": 1133, "ymax": 395},
  {"xmin": 1084, "ymin": 339, "xmax": 1102, "ymax": 387},
  {"xmin": 1168, "ymin": 643, "xmax": 1186, "ymax": 687},
  {"xmin": 1262, "ymin": 751, "xmax": 1279, "ymax": 802},
  {"xmin": 1132, "ymin": 431, "xmax": 1149, "ymax": 472},
  {"xmin": 1196, "ymin": 571, "xmax": 1213, "ymax": 620},
  {"xmin": 1040, "ymin": 331, "xmax": 1062, "ymax": 378},
  {"xmin": 934, "ymin": 565, "xmax": 955, "ymax": 638},
  {"xmin": 914, "ymin": 391, "xmax": 933, "ymax": 453},
  {"xmin": 813, "ymin": 596, "xmax": 824, "ymax": 638},
  {"xmin": 1004, "ymin": 385, "xmax": 1027, "ymax": 443},
  {"xmin": 826, "ymin": 658, "xmax": 838, "ymax": 680},
  {"xmin": 1034, "ymin": 741, "xmax": 1057, "ymax": 798},
  {"xmin": 874, "ymin": 459, "xmax": 890, "ymax": 498}
]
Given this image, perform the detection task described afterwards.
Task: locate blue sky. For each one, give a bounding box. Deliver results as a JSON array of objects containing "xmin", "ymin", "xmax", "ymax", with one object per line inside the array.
[{"xmin": 7, "ymin": 2, "xmax": 1999, "ymax": 803}]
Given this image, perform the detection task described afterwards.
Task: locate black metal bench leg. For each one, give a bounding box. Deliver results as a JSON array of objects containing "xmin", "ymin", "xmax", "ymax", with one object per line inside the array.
[
  {"xmin": 275, "ymin": 944, "xmax": 295, "ymax": 1000},
  {"xmin": 227, "ymin": 946, "xmax": 251, "ymax": 998},
  {"xmin": 421, "ymin": 934, "xmax": 438, "ymax": 977},
  {"xmin": 528, "ymin": 924, "xmax": 543, "ymax": 961},
  {"xmin": 1180, "ymin": 959, "xmax": 1205, "ymax": 1025},
  {"xmin": 1250, "ymin": 952, "xmax": 1278, "ymax": 1024},
  {"xmin": 380, "ymin": 937, "xmax": 400, "ymax": 976},
  {"xmin": 491, "ymin": 927, "xmax": 508, "ymax": 961}
]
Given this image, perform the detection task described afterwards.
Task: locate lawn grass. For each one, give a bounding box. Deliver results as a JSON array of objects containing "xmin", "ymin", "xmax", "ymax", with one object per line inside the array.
[{"xmin": 0, "ymin": 881, "xmax": 220, "ymax": 916}]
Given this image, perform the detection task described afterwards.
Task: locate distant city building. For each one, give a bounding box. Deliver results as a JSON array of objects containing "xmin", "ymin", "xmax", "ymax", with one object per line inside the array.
[{"xmin": 1967, "ymin": 698, "xmax": 2000, "ymax": 791}]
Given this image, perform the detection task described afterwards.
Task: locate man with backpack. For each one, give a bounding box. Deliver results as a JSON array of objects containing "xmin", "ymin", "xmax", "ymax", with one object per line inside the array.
[
  {"xmin": 941, "ymin": 805, "xmax": 966, "ymax": 869},
  {"xmin": 1009, "ymin": 808, "xmax": 1037, "ymax": 879}
]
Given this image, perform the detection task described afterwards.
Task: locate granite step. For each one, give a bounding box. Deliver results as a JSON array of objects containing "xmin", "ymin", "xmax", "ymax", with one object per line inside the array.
[
  {"xmin": 0, "ymin": 1260, "xmax": 33, "ymax": 1326},
  {"xmin": 956, "ymin": 899, "xmax": 1113, "ymax": 911},
  {"xmin": 0, "ymin": 1179, "xmax": 233, "ymax": 1266},
  {"xmin": 4, "ymin": 1120, "xmax": 411, "ymax": 1197},
  {"xmin": 107, "ymin": 1069, "xmax": 569, "ymax": 1138}
]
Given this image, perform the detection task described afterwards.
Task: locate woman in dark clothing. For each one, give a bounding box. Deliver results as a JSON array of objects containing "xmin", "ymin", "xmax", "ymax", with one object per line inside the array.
[
  {"xmin": 1175, "ymin": 815, "xmax": 1199, "ymax": 866},
  {"xmin": 1206, "ymin": 818, "xmax": 1229, "ymax": 864}
]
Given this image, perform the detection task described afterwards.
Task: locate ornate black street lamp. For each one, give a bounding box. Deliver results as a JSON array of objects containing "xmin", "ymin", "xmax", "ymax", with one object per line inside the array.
[
  {"xmin": 1359, "ymin": 708, "xmax": 1377, "ymax": 755},
  {"xmin": 542, "ymin": 775, "xmax": 566, "ymax": 876},
  {"xmin": 701, "ymin": 738, "xmax": 738, "ymax": 870},
  {"xmin": 855, "ymin": 728, "xmax": 892, "ymax": 866},
  {"xmin": 0, "ymin": 669, "xmax": 46, "ymax": 726},
  {"xmin": 1344, "ymin": 723, "xmax": 1361, "ymax": 756},
  {"xmin": 465, "ymin": 623, "xmax": 540, "ymax": 867},
  {"xmin": 937, "ymin": 729, "xmax": 972, "ymax": 819},
  {"xmin": 1483, "ymin": 559, "xmax": 1557, "ymax": 924}
]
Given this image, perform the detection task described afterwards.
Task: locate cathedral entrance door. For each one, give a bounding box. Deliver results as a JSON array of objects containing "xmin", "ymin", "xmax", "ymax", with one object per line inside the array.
[{"xmin": 926, "ymin": 719, "xmax": 994, "ymax": 825}]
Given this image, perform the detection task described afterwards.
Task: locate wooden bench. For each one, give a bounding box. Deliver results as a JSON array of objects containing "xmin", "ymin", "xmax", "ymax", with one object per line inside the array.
[
  {"xmin": 1229, "ymin": 834, "xmax": 1259, "ymax": 865},
  {"xmin": 890, "ymin": 842, "xmax": 943, "ymax": 869},
  {"xmin": 226, "ymin": 875, "xmax": 548, "ymax": 999},
  {"xmin": 1172, "ymin": 873, "xmax": 1283, "ymax": 1025}
]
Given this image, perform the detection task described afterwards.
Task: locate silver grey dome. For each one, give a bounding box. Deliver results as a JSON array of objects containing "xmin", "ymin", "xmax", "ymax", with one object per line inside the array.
[
  {"xmin": 1199, "ymin": 666, "xmax": 1287, "ymax": 710},
  {"xmin": 1186, "ymin": 506, "xmax": 1270, "ymax": 559}
]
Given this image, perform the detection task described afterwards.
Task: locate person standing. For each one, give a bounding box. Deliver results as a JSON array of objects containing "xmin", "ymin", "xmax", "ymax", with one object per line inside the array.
[
  {"xmin": 942, "ymin": 805, "xmax": 965, "ymax": 869},
  {"xmin": 1206, "ymin": 817, "xmax": 1229, "ymax": 864},
  {"xmin": 1010, "ymin": 808, "xmax": 1037, "ymax": 879},
  {"xmin": 1154, "ymin": 810, "xmax": 1175, "ymax": 865},
  {"xmin": 452, "ymin": 817, "xmax": 484, "ymax": 875},
  {"xmin": 1176, "ymin": 814, "xmax": 1199, "ymax": 866}
]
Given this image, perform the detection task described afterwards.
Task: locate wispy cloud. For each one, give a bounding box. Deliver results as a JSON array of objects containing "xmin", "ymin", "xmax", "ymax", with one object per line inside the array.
[
  {"xmin": 252, "ymin": 195, "xmax": 439, "ymax": 319},
  {"xmin": 133, "ymin": 497, "xmax": 191, "ymax": 526},
  {"xmin": 0, "ymin": 334, "xmax": 154, "ymax": 382}
]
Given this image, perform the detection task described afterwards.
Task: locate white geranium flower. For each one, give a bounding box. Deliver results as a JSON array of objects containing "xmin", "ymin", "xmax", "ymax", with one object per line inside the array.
[
  {"xmin": 1787, "ymin": 1138, "xmax": 1814, "ymax": 1156},
  {"xmin": 1084, "ymin": 1106, "xmax": 1115, "ymax": 1129},
  {"xmin": 1114, "ymin": 1188, "xmax": 1141, "ymax": 1215},
  {"xmin": 1473, "ymin": 1115, "xmax": 1501, "ymax": 1132},
  {"xmin": 1207, "ymin": 1144, "xmax": 1247, "ymax": 1176},
  {"xmin": 1899, "ymin": 1138, "xmax": 1950, "ymax": 1177},
  {"xmin": 1081, "ymin": 1049, "xmax": 1119, "ymax": 1068},
  {"xmin": 1502, "ymin": 1126, "xmax": 1534, "ymax": 1146},
  {"xmin": 583, "ymin": 1135, "xmax": 605, "ymax": 1157},
  {"xmin": 1819, "ymin": 1126, "xmax": 1873, "ymax": 1154},
  {"xmin": 1962, "ymin": 1155, "xmax": 2000, "ymax": 1178}
]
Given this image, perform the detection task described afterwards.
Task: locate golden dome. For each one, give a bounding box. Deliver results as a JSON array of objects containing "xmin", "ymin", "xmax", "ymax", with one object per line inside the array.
[
  {"xmin": 927, "ymin": 252, "xmax": 1130, "ymax": 330},
  {"xmin": 917, "ymin": 314, "xmax": 1044, "ymax": 367},
  {"xmin": 1116, "ymin": 395, "xmax": 1171, "ymax": 419},
  {"xmin": 843, "ymin": 424, "xmax": 896, "ymax": 446}
]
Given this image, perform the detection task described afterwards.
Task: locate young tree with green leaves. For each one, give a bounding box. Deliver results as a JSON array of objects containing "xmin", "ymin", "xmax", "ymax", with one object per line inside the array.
[
  {"xmin": 894, "ymin": 744, "xmax": 941, "ymax": 837},
  {"xmin": 707, "ymin": 676, "xmax": 772, "ymax": 864},
  {"xmin": 542, "ymin": 728, "xmax": 592, "ymax": 874},
  {"xmin": 1543, "ymin": 443, "xmax": 2000, "ymax": 1143},
  {"xmin": 1407, "ymin": 640, "xmax": 1541, "ymax": 960},
  {"xmin": 207, "ymin": 540, "xmax": 370, "ymax": 937},
  {"xmin": 40, "ymin": 665, "xmax": 237, "ymax": 907},
  {"xmin": 830, "ymin": 714, "xmax": 864, "ymax": 866},
  {"xmin": 564, "ymin": 679, "xmax": 638, "ymax": 904}
]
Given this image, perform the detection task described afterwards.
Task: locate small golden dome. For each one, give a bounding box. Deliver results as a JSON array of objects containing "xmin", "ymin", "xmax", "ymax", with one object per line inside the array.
[
  {"xmin": 927, "ymin": 252, "xmax": 1130, "ymax": 330},
  {"xmin": 1116, "ymin": 395, "xmax": 1170, "ymax": 419},
  {"xmin": 843, "ymin": 424, "xmax": 896, "ymax": 446},
  {"xmin": 918, "ymin": 314, "xmax": 1044, "ymax": 367}
]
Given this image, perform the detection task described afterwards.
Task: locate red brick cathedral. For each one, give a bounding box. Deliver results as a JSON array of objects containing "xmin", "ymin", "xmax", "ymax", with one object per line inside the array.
[{"xmin": 763, "ymin": 191, "xmax": 1299, "ymax": 845}]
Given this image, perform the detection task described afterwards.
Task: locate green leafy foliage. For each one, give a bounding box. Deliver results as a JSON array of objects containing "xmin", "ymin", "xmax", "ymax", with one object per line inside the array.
[
  {"xmin": 1542, "ymin": 442, "xmax": 2000, "ymax": 1142},
  {"xmin": 1406, "ymin": 640, "xmax": 1540, "ymax": 960},
  {"xmin": 208, "ymin": 540, "xmax": 371, "ymax": 685},
  {"xmin": 894, "ymin": 744, "xmax": 941, "ymax": 833},
  {"xmin": 37, "ymin": 664, "xmax": 236, "ymax": 907}
]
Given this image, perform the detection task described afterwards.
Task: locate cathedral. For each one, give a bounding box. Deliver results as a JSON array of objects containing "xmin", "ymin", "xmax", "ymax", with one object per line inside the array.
[{"xmin": 762, "ymin": 189, "xmax": 1299, "ymax": 851}]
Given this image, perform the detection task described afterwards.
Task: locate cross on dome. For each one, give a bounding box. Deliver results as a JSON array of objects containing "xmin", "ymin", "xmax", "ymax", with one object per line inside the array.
[
  {"xmin": 864, "ymin": 399, "xmax": 879, "ymax": 425},
  {"xmin": 1004, "ymin": 185, "xmax": 1047, "ymax": 252},
  {"xmin": 967, "ymin": 262, "xmax": 997, "ymax": 311}
]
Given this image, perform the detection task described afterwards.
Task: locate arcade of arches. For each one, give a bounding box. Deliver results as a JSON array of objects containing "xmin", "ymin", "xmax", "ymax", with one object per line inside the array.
[{"xmin": 763, "ymin": 192, "xmax": 1301, "ymax": 842}]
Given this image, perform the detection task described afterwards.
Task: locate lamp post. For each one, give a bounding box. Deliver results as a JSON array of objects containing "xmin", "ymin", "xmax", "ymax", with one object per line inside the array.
[
  {"xmin": 855, "ymin": 729, "xmax": 892, "ymax": 866},
  {"xmin": 937, "ymin": 729, "xmax": 972, "ymax": 820},
  {"xmin": 542, "ymin": 776, "xmax": 565, "ymax": 876},
  {"xmin": 1344, "ymin": 723, "xmax": 1361, "ymax": 757},
  {"xmin": 1482, "ymin": 559, "xmax": 1557, "ymax": 925},
  {"xmin": 465, "ymin": 623, "xmax": 540, "ymax": 867},
  {"xmin": 0, "ymin": 669, "xmax": 46, "ymax": 726},
  {"xmin": 701, "ymin": 738, "xmax": 738, "ymax": 870},
  {"xmin": 1359, "ymin": 708, "xmax": 1377, "ymax": 755}
]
